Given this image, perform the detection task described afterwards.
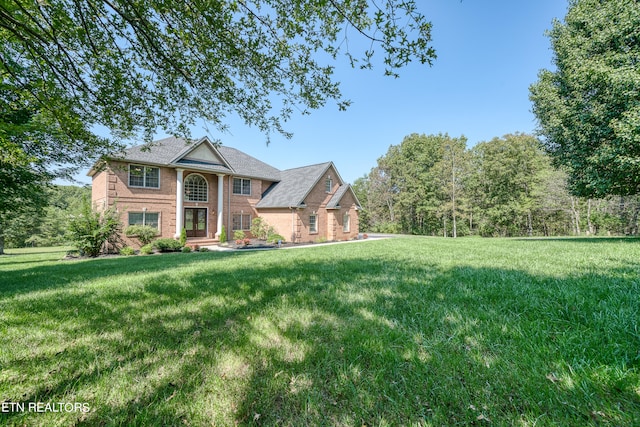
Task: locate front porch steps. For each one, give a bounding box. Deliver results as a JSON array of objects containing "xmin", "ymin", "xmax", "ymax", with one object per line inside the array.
[{"xmin": 186, "ymin": 238, "xmax": 219, "ymax": 248}]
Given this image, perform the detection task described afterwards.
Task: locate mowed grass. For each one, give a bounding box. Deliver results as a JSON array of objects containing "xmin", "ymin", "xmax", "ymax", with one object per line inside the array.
[{"xmin": 0, "ymin": 237, "xmax": 639, "ymax": 426}]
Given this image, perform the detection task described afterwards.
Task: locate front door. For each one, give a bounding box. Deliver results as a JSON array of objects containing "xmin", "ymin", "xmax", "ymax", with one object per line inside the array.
[{"xmin": 184, "ymin": 208, "xmax": 207, "ymax": 237}]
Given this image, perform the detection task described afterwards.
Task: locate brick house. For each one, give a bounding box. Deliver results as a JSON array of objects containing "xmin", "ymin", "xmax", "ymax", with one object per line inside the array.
[{"xmin": 89, "ymin": 136, "xmax": 361, "ymax": 247}]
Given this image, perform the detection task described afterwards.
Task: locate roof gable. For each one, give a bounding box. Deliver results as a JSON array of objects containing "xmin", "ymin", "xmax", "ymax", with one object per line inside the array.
[{"xmin": 256, "ymin": 162, "xmax": 334, "ymax": 208}]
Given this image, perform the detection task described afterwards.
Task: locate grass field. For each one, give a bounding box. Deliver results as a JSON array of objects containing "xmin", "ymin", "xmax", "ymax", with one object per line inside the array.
[{"xmin": 1, "ymin": 237, "xmax": 639, "ymax": 426}]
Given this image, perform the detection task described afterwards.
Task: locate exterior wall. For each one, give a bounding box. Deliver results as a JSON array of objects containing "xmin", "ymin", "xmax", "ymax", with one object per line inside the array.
[
  {"xmin": 226, "ymin": 176, "xmax": 268, "ymax": 239},
  {"xmin": 258, "ymin": 209, "xmax": 298, "ymax": 242},
  {"xmin": 91, "ymin": 160, "xmax": 358, "ymax": 247}
]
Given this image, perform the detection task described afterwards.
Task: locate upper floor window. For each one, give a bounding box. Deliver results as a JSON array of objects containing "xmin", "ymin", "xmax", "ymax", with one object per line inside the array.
[
  {"xmin": 184, "ymin": 174, "xmax": 208, "ymax": 202},
  {"xmin": 233, "ymin": 178, "xmax": 251, "ymax": 195},
  {"xmin": 325, "ymin": 176, "xmax": 333, "ymax": 193},
  {"xmin": 129, "ymin": 165, "xmax": 160, "ymax": 188}
]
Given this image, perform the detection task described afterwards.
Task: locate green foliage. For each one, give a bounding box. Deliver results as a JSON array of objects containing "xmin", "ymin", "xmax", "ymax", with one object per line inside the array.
[
  {"xmin": 530, "ymin": 0, "xmax": 640, "ymax": 197},
  {"xmin": 198, "ymin": 247, "xmax": 210, "ymax": 253},
  {"xmin": 219, "ymin": 225, "xmax": 227, "ymax": 243},
  {"xmin": 233, "ymin": 230, "xmax": 246, "ymax": 241},
  {"xmin": 250, "ymin": 217, "xmax": 275, "ymax": 240},
  {"xmin": 179, "ymin": 228, "xmax": 187, "ymax": 246},
  {"xmin": 152, "ymin": 238, "xmax": 183, "ymax": 252},
  {"xmin": 0, "ymin": 0, "xmax": 435, "ymax": 152},
  {"xmin": 181, "ymin": 246, "xmax": 192, "ymax": 253},
  {"xmin": 140, "ymin": 244, "xmax": 153, "ymax": 255},
  {"xmin": 119, "ymin": 246, "xmax": 135, "ymax": 256},
  {"xmin": 125, "ymin": 225, "xmax": 159, "ymax": 246},
  {"xmin": 67, "ymin": 200, "xmax": 122, "ymax": 257},
  {"xmin": 266, "ymin": 233, "xmax": 286, "ymax": 244}
]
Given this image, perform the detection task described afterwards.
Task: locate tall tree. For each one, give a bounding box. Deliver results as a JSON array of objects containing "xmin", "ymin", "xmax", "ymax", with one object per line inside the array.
[
  {"xmin": 1, "ymin": 0, "xmax": 436, "ymax": 153},
  {"xmin": 530, "ymin": 0, "xmax": 640, "ymax": 197},
  {"xmin": 467, "ymin": 134, "xmax": 551, "ymax": 237}
]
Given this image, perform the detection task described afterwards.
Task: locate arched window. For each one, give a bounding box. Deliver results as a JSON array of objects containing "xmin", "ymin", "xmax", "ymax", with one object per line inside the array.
[{"xmin": 184, "ymin": 174, "xmax": 208, "ymax": 202}]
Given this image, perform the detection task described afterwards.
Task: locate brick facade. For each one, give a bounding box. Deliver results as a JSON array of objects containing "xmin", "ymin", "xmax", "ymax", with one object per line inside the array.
[{"xmin": 90, "ymin": 138, "xmax": 360, "ymax": 247}]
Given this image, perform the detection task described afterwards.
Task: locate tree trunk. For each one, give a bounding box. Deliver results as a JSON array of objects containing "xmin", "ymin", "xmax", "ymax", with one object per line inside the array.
[
  {"xmin": 571, "ymin": 197, "xmax": 581, "ymax": 235},
  {"xmin": 0, "ymin": 233, "xmax": 4, "ymax": 255},
  {"xmin": 587, "ymin": 198, "xmax": 594, "ymax": 235},
  {"xmin": 527, "ymin": 210, "xmax": 533, "ymax": 237}
]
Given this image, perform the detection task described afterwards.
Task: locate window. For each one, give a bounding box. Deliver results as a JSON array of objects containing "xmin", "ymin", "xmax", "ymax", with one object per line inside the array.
[
  {"xmin": 309, "ymin": 214, "xmax": 318, "ymax": 234},
  {"xmin": 232, "ymin": 213, "xmax": 252, "ymax": 230},
  {"xmin": 325, "ymin": 176, "xmax": 333, "ymax": 193},
  {"xmin": 129, "ymin": 165, "xmax": 160, "ymax": 188},
  {"xmin": 233, "ymin": 178, "xmax": 251, "ymax": 195},
  {"xmin": 184, "ymin": 174, "xmax": 208, "ymax": 202},
  {"xmin": 128, "ymin": 212, "xmax": 160, "ymax": 229},
  {"xmin": 343, "ymin": 213, "xmax": 350, "ymax": 233}
]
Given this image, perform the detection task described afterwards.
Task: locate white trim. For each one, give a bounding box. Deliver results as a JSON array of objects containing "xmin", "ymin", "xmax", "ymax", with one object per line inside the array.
[
  {"xmin": 175, "ymin": 168, "xmax": 184, "ymax": 238},
  {"xmin": 215, "ymin": 174, "xmax": 224, "ymax": 239},
  {"xmin": 128, "ymin": 164, "xmax": 161, "ymax": 189},
  {"xmin": 184, "ymin": 173, "xmax": 209, "ymax": 202}
]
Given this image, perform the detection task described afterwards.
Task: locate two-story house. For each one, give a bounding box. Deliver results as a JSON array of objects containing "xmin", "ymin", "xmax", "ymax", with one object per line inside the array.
[{"xmin": 89, "ymin": 136, "xmax": 361, "ymax": 247}]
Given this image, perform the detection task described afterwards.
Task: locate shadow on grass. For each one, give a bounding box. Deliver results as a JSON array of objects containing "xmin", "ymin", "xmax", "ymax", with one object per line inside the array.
[{"xmin": 1, "ymin": 244, "xmax": 639, "ymax": 426}]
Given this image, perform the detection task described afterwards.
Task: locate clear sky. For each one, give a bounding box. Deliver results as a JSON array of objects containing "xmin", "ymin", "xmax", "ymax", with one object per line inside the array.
[{"xmin": 74, "ymin": 1, "xmax": 569, "ymax": 186}]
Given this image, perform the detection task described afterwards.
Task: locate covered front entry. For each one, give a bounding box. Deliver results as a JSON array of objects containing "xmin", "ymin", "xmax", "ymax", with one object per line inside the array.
[{"xmin": 184, "ymin": 208, "xmax": 207, "ymax": 237}]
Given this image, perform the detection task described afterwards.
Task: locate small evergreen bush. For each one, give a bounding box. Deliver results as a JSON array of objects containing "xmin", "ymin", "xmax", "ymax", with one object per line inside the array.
[
  {"xmin": 181, "ymin": 246, "xmax": 192, "ymax": 253},
  {"xmin": 179, "ymin": 228, "xmax": 187, "ymax": 246},
  {"xmin": 119, "ymin": 246, "xmax": 135, "ymax": 256},
  {"xmin": 124, "ymin": 225, "xmax": 158, "ymax": 245},
  {"xmin": 152, "ymin": 238, "xmax": 183, "ymax": 252},
  {"xmin": 140, "ymin": 244, "xmax": 153, "ymax": 255}
]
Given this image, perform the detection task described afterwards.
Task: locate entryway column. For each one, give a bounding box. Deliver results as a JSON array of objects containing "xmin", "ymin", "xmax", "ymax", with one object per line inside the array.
[
  {"xmin": 215, "ymin": 174, "xmax": 225, "ymax": 239},
  {"xmin": 175, "ymin": 168, "xmax": 184, "ymax": 238}
]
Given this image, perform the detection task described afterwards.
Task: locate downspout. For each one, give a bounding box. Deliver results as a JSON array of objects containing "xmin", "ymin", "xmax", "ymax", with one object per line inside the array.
[
  {"xmin": 227, "ymin": 175, "xmax": 232, "ymax": 241},
  {"xmin": 290, "ymin": 206, "xmax": 297, "ymax": 243}
]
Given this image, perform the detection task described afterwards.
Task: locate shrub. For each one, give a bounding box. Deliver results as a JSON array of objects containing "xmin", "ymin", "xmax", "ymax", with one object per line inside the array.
[
  {"xmin": 152, "ymin": 238, "xmax": 183, "ymax": 252},
  {"xmin": 267, "ymin": 233, "xmax": 286, "ymax": 244},
  {"xmin": 124, "ymin": 225, "xmax": 158, "ymax": 245},
  {"xmin": 233, "ymin": 230, "xmax": 245, "ymax": 240},
  {"xmin": 179, "ymin": 228, "xmax": 187, "ymax": 246},
  {"xmin": 199, "ymin": 247, "xmax": 210, "ymax": 252},
  {"xmin": 250, "ymin": 217, "xmax": 274, "ymax": 240},
  {"xmin": 140, "ymin": 244, "xmax": 153, "ymax": 255},
  {"xmin": 119, "ymin": 246, "xmax": 135, "ymax": 256},
  {"xmin": 181, "ymin": 246, "xmax": 192, "ymax": 253},
  {"xmin": 67, "ymin": 199, "xmax": 122, "ymax": 257},
  {"xmin": 219, "ymin": 225, "xmax": 227, "ymax": 243}
]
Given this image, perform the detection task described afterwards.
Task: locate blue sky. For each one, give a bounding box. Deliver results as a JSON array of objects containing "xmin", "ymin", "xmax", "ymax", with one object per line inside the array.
[{"xmin": 75, "ymin": 1, "xmax": 569, "ymax": 186}]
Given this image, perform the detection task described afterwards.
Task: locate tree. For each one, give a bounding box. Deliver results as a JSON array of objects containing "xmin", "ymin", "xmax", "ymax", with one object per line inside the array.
[
  {"xmin": 530, "ymin": 0, "xmax": 640, "ymax": 198},
  {"xmin": 1, "ymin": 0, "xmax": 436, "ymax": 154},
  {"xmin": 466, "ymin": 134, "xmax": 551, "ymax": 237}
]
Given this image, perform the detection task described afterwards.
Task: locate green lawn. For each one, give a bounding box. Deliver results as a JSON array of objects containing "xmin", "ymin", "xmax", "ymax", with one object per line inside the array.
[{"xmin": 1, "ymin": 238, "xmax": 639, "ymax": 426}]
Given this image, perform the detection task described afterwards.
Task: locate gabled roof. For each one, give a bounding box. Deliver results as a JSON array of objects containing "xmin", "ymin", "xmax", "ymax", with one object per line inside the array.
[
  {"xmin": 256, "ymin": 162, "xmax": 333, "ymax": 208},
  {"xmin": 105, "ymin": 136, "xmax": 281, "ymax": 181}
]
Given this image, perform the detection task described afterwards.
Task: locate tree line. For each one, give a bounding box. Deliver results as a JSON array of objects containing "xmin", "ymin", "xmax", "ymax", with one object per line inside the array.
[{"xmin": 354, "ymin": 133, "xmax": 640, "ymax": 237}]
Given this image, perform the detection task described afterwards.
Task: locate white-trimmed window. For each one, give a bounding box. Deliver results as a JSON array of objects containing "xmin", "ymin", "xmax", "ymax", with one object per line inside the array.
[
  {"xmin": 184, "ymin": 174, "xmax": 208, "ymax": 202},
  {"xmin": 343, "ymin": 213, "xmax": 350, "ymax": 233},
  {"xmin": 232, "ymin": 213, "xmax": 252, "ymax": 230},
  {"xmin": 325, "ymin": 176, "xmax": 333, "ymax": 193},
  {"xmin": 309, "ymin": 214, "xmax": 318, "ymax": 234},
  {"xmin": 233, "ymin": 178, "xmax": 251, "ymax": 195},
  {"xmin": 129, "ymin": 165, "xmax": 160, "ymax": 188},
  {"xmin": 128, "ymin": 211, "xmax": 160, "ymax": 229}
]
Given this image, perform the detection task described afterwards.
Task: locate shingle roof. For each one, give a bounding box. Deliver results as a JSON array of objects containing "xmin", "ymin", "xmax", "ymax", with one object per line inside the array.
[
  {"xmin": 256, "ymin": 162, "xmax": 332, "ymax": 208},
  {"xmin": 326, "ymin": 184, "xmax": 349, "ymax": 209},
  {"xmin": 112, "ymin": 136, "xmax": 280, "ymax": 181}
]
